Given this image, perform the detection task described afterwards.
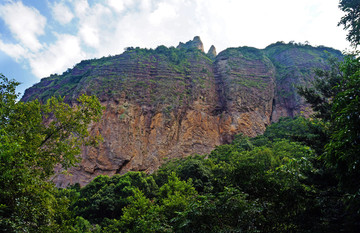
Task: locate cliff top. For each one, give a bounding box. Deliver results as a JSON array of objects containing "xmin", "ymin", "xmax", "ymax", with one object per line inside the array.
[{"xmin": 22, "ymin": 38, "xmax": 342, "ymax": 106}]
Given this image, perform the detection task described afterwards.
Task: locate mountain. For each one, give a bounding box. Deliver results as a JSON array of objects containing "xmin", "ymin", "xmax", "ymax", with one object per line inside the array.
[{"xmin": 22, "ymin": 37, "xmax": 342, "ymax": 187}]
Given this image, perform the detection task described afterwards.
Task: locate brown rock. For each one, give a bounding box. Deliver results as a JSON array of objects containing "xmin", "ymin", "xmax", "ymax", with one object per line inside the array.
[{"xmin": 22, "ymin": 40, "xmax": 342, "ymax": 187}]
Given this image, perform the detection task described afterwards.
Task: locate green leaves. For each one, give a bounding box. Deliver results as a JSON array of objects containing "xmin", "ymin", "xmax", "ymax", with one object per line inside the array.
[
  {"xmin": 297, "ymin": 51, "xmax": 360, "ymax": 230},
  {"xmin": 74, "ymin": 172, "xmax": 159, "ymax": 223},
  {"xmin": 0, "ymin": 74, "xmax": 103, "ymax": 232},
  {"xmin": 69, "ymin": 127, "xmax": 320, "ymax": 232},
  {"xmin": 338, "ymin": 0, "xmax": 360, "ymax": 47},
  {"xmin": 324, "ymin": 55, "xmax": 360, "ymax": 193}
]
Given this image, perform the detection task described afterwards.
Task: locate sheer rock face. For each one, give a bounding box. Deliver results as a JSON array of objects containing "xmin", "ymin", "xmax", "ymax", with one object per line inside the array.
[
  {"xmin": 22, "ymin": 40, "xmax": 342, "ymax": 187},
  {"xmin": 263, "ymin": 43, "xmax": 342, "ymax": 122},
  {"xmin": 213, "ymin": 47, "xmax": 276, "ymax": 139}
]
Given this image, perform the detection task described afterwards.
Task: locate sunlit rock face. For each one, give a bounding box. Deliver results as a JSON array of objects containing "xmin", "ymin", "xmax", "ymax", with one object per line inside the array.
[
  {"xmin": 22, "ymin": 38, "xmax": 342, "ymax": 187},
  {"xmin": 177, "ymin": 36, "xmax": 205, "ymax": 52},
  {"xmin": 207, "ymin": 45, "xmax": 217, "ymax": 59}
]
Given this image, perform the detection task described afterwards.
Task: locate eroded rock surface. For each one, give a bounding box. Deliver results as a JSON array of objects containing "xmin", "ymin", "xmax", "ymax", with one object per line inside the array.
[{"xmin": 22, "ymin": 38, "xmax": 342, "ymax": 187}]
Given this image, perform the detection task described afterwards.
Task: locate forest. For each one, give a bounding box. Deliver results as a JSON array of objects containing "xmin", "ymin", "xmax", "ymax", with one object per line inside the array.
[{"xmin": 1, "ymin": 0, "xmax": 360, "ymax": 232}]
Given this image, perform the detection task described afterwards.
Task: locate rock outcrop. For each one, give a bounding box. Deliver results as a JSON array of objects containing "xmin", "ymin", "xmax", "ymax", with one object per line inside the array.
[
  {"xmin": 22, "ymin": 38, "xmax": 342, "ymax": 187},
  {"xmin": 177, "ymin": 36, "xmax": 204, "ymax": 52},
  {"xmin": 207, "ymin": 45, "xmax": 217, "ymax": 59}
]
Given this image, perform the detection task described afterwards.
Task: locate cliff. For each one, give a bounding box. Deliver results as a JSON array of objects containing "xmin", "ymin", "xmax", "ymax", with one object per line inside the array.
[
  {"xmin": 22, "ymin": 37, "xmax": 342, "ymax": 187},
  {"xmin": 264, "ymin": 42, "xmax": 342, "ymax": 121}
]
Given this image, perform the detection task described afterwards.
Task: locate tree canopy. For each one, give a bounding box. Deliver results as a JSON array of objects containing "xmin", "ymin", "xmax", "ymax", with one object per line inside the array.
[
  {"xmin": 0, "ymin": 74, "xmax": 103, "ymax": 232},
  {"xmin": 2, "ymin": 1, "xmax": 360, "ymax": 231},
  {"xmin": 339, "ymin": 0, "xmax": 360, "ymax": 47}
]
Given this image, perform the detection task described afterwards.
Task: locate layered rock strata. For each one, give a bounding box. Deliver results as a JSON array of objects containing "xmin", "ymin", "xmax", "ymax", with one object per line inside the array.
[{"xmin": 22, "ymin": 38, "xmax": 342, "ymax": 187}]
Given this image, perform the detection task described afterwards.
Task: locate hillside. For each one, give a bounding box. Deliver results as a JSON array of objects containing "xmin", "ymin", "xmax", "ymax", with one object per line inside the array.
[{"xmin": 22, "ymin": 37, "xmax": 342, "ymax": 187}]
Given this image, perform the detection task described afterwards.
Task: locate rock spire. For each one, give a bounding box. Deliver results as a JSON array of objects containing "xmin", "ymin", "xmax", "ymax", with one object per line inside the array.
[
  {"xmin": 177, "ymin": 36, "xmax": 204, "ymax": 52},
  {"xmin": 207, "ymin": 45, "xmax": 217, "ymax": 59}
]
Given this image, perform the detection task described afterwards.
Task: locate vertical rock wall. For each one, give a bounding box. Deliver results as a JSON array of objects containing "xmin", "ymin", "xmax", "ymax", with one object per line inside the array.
[{"xmin": 22, "ymin": 38, "xmax": 342, "ymax": 187}]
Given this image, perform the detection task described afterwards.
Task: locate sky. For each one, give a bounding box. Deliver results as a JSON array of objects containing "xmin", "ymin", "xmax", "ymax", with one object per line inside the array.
[{"xmin": 0, "ymin": 0, "xmax": 351, "ymax": 97}]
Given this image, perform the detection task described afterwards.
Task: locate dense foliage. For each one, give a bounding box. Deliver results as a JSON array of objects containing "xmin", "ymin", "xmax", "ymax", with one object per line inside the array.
[
  {"xmin": 56, "ymin": 110, "xmax": 356, "ymax": 232},
  {"xmin": 2, "ymin": 58, "xmax": 360, "ymax": 231},
  {"xmin": 338, "ymin": 0, "xmax": 360, "ymax": 47},
  {"xmin": 6, "ymin": 52, "xmax": 359, "ymax": 232},
  {"xmin": 2, "ymin": 1, "xmax": 360, "ymax": 231},
  {"xmin": 0, "ymin": 74, "xmax": 103, "ymax": 232}
]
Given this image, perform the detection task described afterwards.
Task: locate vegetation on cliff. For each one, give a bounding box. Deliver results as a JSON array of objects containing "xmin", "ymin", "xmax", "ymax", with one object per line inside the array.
[
  {"xmin": 21, "ymin": 40, "xmax": 342, "ymax": 138},
  {"xmin": 22, "ymin": 45, "xmax": 214, "ymax": 113},
  {"xmin": 43, "ymin": 114, "xmax": 357, "ymax": 232},
  {"xmin": 3, "ymin": 54, "xmax": 360, "ymax": 230},
  {"xmin": 60, "ymin": 55, "xmax": 360, "ymax": 230},
  {"xmin": 1, "ymin": 1, "xmax": 360, "ymax": 231},
  {"xmin": 21, "ymin": 39, "xmax": 341, "ymax": 114}
]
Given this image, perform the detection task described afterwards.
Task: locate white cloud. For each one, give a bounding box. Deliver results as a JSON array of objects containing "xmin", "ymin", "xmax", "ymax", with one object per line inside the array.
[
  {"xmin": 107, "ymin": 0, "xmax": 125, "ymax": 13},
  {"xmin": 79, "ymin": 24, "xmax": 100, "ymax": 47},
  {"xmin": 301, "ymin": 1, "xmax": 348, "ymax": 49},
  {"xmin": 80, "ymin": 3, "xmax": 112, "ymax": 47},
  {"xmin": 73, "ymin": 0, "xmax": 89, "ymax": 17},
  {"xmin": 149, "ymin": 2, "xmax": 178, "ymax": 25},
  {"xmin": 0, "ymin": 1, "xmax": 46, "ymax": 52},
  {"xmin": 0, "ymin": 39, "xmax": 28, "ymax": 61},
  {"xmin": 139, "ymin": 0, "xmax": 151, "ymax": 12},
  {"xmin": 29, "ymin": 34, "xmax": 85, "ymax": 77},
  {"xmin": 190, "ymin": 0, "xmax": 350, "ymax": 51},
  {"xmin": 50, "ymin": 1, "xmax": 74, "ymax": 25}
]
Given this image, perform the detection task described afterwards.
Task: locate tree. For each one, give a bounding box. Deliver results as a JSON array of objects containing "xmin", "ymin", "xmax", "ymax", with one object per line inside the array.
[
  {"xmin": 297, "ymin": 51, "xmax": 360, "ymax": 230},
  {"xmin": 263, "ymin": 116, "xmax": 329, "ymax": 155},
  {"xmin": 338, "ymin": 0, "xmax": 360, "ymax": 47},
  {"xmin": 323, "ymin": 55, "xmax": 360, "ymax": 231},
  {"xmin": 118, "ymin": 188, "xmax": 162, "ymax": 233},
  {"xmin": 0, "ymin": 74, "xmax": 103, "ymax": 232},
  {"xmin": 74, "ymin": 172, "xmax": 158, "ymax": 224},
  {"xmin": 325, "ymin": 55, "xmax": 360, "ymax": 192},
  {"xmin": 171, "ymin": 188, "xmax": 262, "ymax": 233}
]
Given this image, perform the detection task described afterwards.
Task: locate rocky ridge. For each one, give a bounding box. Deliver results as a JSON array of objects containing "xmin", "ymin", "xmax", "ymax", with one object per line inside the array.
[{"xmin": 22, "ymin": 37, "xmax": 342, "ymax": 187}]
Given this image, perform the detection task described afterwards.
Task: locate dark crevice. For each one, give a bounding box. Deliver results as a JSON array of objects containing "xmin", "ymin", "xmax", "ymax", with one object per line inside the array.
[
  {"xmin": 176, "ymin": 107, "xmax": 188, "ymax": 142},
  {"xmin": 212, "ymin": 61, "xmax": 227, "ymax": 115},
  {"xmin": 270, "ymin": 97, "xmax": 276, "ymax": 122},
  {"xmin": 115, "ymin": 159, "xmax": 130, "ymax": 174}
]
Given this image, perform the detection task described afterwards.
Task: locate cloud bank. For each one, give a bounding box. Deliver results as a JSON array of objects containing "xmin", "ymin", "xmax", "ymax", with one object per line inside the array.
[{"xmin": 0, "ymin": 0, "xmax": 349, "ymax": 79}]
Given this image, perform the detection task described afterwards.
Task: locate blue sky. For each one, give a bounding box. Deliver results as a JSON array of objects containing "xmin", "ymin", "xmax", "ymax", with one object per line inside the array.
[{"xmin": 0, "ymin": 0, "xmax": 351, "ymax": 97}]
